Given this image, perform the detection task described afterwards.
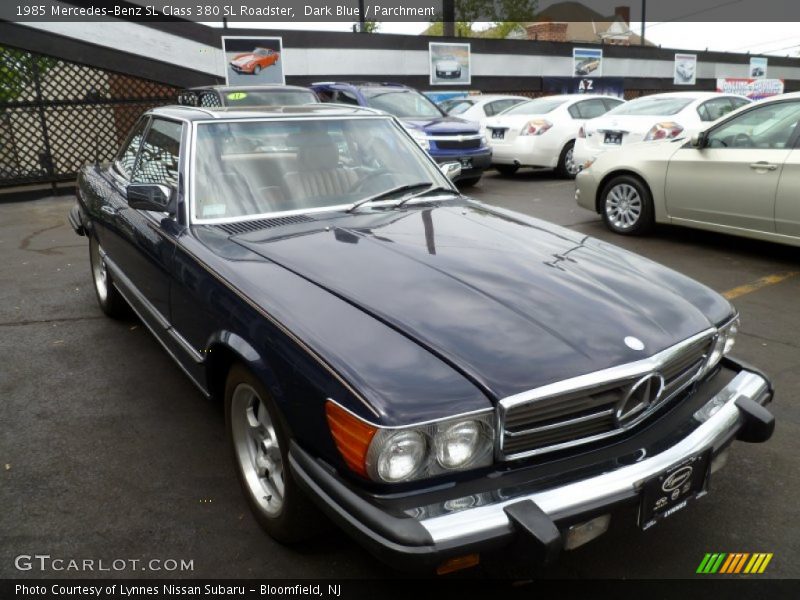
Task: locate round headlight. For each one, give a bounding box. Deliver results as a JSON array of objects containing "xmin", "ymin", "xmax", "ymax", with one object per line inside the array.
[
  {"xmin": 376, "ymin": 431, "xmax": 426, "ymax": 482},
  {"xmin": 436, "ymin": 420, "xmax": 482, "ymax": 469}
]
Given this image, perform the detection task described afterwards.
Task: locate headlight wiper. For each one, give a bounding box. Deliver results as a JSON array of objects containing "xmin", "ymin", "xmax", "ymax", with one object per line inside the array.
[
  {"xmin": 347, "ymin": 181, "xmax": 433, "ymax": 213},
  {"xmin": 394, "ymin": 185, "xmax": 461, "ymax": 208}
]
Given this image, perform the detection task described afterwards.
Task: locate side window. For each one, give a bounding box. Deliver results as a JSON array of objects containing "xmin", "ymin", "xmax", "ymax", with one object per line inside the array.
[
  {"xmin": 334, "ymin": 90, "xmax": 360, "ymax": 105},
  {"xmin": 114, "ymin": 117, "xmax": 148, "ymax": 178},
  {"xmin": 492, "ymin": 99, "xmax": 518, "ymax": 115},
  {"xmin": 698, "ymin": 98, "xmax": 735, "ymax": 122},
  {"xmin": 707, "ymin": 101, "xmax": 800, "ymax": 149},
  {"xmin": 729, "ymin": 97, "xmax": 751, "ymax": 110},
  {"xmin": 131, "ymin": 119, "xmax": 182, "ymax": 187},
  {"xmin": 484, "ymin": 101, "xmax": 501, "ymax": 116},
  {"xmin": 603, "ymin": 98, "xmax": 624, "ymax": 111},
  {"xmin": 571, "ymin": 99, "xmax": 610, "ymax": 119}
]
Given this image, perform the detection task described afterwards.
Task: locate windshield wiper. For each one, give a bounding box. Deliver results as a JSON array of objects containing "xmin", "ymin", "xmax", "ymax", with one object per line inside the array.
[
  {"xmin": 347, "ymin": 181, "xmax": 433, "ymax": 213},
  {"xmin": 394, "ymin": 185, "xmax": 461, "ymax": 208}
]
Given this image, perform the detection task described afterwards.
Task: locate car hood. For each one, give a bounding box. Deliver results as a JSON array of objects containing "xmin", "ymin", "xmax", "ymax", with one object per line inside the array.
[
  {"xmin": 231, "ymin": 54, "xmax": 256, "ymax": 65},
  {"xmin": 402, "ymin": 116, "xmax": 479, "ymax": 135},
  {"xmin": 229, "ymin": 201, "xmax": 731, "ymax": 402}
]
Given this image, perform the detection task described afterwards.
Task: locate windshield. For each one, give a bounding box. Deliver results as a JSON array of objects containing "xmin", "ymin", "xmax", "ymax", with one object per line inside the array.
[
  {"xmin": 193, "ymin": 118, "xmax": 449, "ymax": 221},
  {"xmin": 222, "ymin": 90, "xmax": 317, "ymax": 106},
  {"xmin": 607, "ymin": 96, "xmax": 694, "ymax": 116},
  {"xmin": 502, "ymin": 97, "xmax": 567, "ymax": 116},
  {"xmin": 362, "ymin": 89, "xmax": 443, "ymax": 118},
  {"xmin": 254, "ymin": 48, "xmax": 270, "ymax": 56}
]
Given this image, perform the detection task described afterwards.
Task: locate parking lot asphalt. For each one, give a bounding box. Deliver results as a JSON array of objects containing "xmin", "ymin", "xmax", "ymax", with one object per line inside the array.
[{"xmin": 1, "ymin": 170, "xmax": 798, "ymax": 580}]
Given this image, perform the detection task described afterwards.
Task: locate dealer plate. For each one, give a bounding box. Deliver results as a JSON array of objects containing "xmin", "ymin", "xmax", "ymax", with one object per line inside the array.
[
  {"xmin": 604, "ymin": 131, "xmax": 623, "ymax": 145},
  {"xmin": 491, "ymin": 128, "xmax": 505, "ymax": 140},
  {"xmin": 460, "ymin": 158, "xmax": 473, "ymax": 169},
  {"xmin": 639, "ymin": 449, "xmax": 711, "ymax": 530}
]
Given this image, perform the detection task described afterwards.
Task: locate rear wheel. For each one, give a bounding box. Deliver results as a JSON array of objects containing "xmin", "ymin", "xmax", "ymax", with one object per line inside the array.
[
  {"xmin": 556, "ymin": 140, "xmax": 579, "ymax": 179},
  {"xmin": 225, "ymin": 364, "xmax": 322, "ymax": 543},
  {"xmin": 495, "ymin": 165, "xmax": 519, "ymax": 176},
  {"xmin": 600, "ymin": 175, "xmax": 655, "ymax": 235},
  {"xmin": 89, "ymin": 237, "xmax": 130, "ymax": 319}
]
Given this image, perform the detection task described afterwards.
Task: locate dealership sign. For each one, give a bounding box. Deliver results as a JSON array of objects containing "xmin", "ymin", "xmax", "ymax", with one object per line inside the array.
[{"xmin": 716, "ymin": 78, "xmax": 784, "ymax": 99}]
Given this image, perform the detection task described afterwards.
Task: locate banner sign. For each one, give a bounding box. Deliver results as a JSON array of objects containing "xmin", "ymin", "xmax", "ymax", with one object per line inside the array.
[
  {"xmin": 222, "ymin": 36, "xmax": 284, "ymax": 84},
  {"xmin": 573, "ymin": 48, "xmax": 603, "ymax": 78},
  {"xmin": 716, "ymin": 78, "xmax": 784, "ymax": 99},
  {"xmin": 429, "ymin": 42, "xmax": 471, "ymax": 85},
  {"xmin": 674, "ymin": 53, "xmax": 697, "ymax": 85},
  {"xmin": 543, "ymin": 77, "xmax": 624, "ymax": 98},
  {"xmin": 750, "ymin": 57, "xmax": 768, "ymax": 79}
]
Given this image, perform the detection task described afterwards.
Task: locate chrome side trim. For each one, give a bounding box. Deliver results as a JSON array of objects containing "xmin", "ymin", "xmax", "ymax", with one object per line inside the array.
[
  {"xmin": 498, "ymin": 328, "xmax": 716, "ymax": 460},
  {"xmin": 420, "ymin": 370, "xmax": 767, "ymax": 544},
  {"xmin": 104, "ymin": 258, "xmax": 170, "ymax": 329},
  {"xmin": 169, "ymin": 327, "xmax": 204, "ymax": 364}
]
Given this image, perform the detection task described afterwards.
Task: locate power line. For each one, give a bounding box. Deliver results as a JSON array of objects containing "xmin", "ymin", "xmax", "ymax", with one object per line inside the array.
[{"xmin": 645, "ymin": 0, "xmax": 747, "ymax": 29}]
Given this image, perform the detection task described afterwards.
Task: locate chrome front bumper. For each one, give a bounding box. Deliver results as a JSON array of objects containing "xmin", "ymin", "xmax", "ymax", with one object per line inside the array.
[
  {"xmin": 419, "ymin": 369, "xmax": 770, "ymax": 544},
  {"xmin": 291, "ymin": 367, "xmax": 773, "ymax": 571}
]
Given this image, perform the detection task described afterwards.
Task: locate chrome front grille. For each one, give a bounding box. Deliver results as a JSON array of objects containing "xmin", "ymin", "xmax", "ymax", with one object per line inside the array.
[{"xmin": 499, "ymin": 331, "xmax": 715, "ymax": 459}]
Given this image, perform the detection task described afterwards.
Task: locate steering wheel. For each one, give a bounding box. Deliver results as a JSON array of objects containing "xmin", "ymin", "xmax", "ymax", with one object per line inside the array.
[{"xmin": 733, "ymin": 132, "xmax": 754, "ymax": 148}]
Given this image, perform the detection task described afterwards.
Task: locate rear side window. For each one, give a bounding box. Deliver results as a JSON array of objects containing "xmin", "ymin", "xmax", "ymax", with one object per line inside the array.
[
  {"xmin": 697, "ymin": 98, "xmax": 736, "ymax": 122},
  {"xmin": 569, "ymin": 99, "xmax": 610, "ymax": 119}
]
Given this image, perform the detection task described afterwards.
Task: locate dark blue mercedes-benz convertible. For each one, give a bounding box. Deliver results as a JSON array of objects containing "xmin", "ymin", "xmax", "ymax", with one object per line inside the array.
[{"xmin": 69, "ymin": 104, "xmax": 775, "ymax": 573}]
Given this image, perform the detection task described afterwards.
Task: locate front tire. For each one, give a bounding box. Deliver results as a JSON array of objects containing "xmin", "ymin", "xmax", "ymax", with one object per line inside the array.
[
  {"xmin": 556, "ymin": 140, "xmax": 579, "ymax": 179},
  {"xmin": 225, "ymin": 364, "xmax": 322, "ymax": 544},
  {"xmin": 89, "ymin": 237, "xmax": 130, "ymax": 319},
  {"xmin": 600, "ymin": 175, "xmax": 655, "ymax": 235},
  {"xmin": 253, "ymin": 65, "xmax": 262, "ymax": 75}
]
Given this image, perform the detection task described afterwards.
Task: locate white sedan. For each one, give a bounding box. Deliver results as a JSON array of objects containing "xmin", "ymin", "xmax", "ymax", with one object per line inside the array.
[
  {"xmin": 574, "ymin": 92, "xmax": 752, "ymax": 168},
  {"xmin": 439, "ymin": 94, "xmax": 529, "ymax": 127},
  {"xmin": 485, "ymin": 94, "xmax": 624, "ymax": 178}
]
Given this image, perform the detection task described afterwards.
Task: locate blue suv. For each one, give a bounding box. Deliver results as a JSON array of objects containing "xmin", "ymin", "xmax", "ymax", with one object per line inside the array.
[{"xmin": 311, "ymin": 82, "xmax": 491, "ymax": 185}]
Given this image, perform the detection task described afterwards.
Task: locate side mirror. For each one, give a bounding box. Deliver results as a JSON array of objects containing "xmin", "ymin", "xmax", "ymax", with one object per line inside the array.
[
  {"xmin": 127, "ymin": 183, "xmax": 173, "ymax": 213},
  {"xmin": 440, "ymin": 162, "xmax": 462, "ymax": 181},
  {"xmin": 691, "ymin": 132, "xmax": 707, "ymax": 148}
]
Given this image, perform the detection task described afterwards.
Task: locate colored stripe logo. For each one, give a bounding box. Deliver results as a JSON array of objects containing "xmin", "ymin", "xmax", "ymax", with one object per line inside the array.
[{"xmin": 696, "ymin": 553, "xmax": 773, "ymax": 574}]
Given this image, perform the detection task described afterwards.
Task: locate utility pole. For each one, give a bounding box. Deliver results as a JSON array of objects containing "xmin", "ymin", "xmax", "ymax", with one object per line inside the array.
[
  {"xmin": 640, "ymin": 0, "xmax": 646, "ymax": 45},
  {"xmin": 443, "ymin": 0, "xmax": 455, "ymax": 37},
  {"xmin": 358, "ymin": 0, "xmax": 365, "ymax": 32}
]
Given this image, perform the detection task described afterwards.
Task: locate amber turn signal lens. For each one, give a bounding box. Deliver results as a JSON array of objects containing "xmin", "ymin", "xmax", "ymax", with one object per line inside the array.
[
  {"xmin": 436, "ymin": 553, "xmax": 480, "ymax": 575},
  {"xmin": 325, "ymin": 401, "xmax": 377, "ymax": 477}
]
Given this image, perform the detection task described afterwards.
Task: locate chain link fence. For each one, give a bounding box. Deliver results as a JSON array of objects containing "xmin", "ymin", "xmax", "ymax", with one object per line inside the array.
[{"xmin": 0, "ymin": 45, "xmax": 179, "ymax": 187}]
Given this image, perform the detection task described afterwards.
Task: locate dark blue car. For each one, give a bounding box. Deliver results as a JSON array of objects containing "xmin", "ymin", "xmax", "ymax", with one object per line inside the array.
[
  {"xmin": 311, "ymin": 82, "xmax": 491, "ymax": 185},
  {"xmin": 70, "ymin": 104, "xmax": 775, "ymax": 574}
]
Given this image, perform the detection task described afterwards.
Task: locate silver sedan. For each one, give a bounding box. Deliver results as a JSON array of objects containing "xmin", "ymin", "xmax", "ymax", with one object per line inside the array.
[{"xmin": 575, "ymin": 92, "xmax": 800, "ymax": 246}]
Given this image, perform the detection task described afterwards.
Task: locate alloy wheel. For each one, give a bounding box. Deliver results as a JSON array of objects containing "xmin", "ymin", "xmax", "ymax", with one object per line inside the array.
[{"xmin": 605, "ymin": 183, "xmax": 643, "ymax": 230}]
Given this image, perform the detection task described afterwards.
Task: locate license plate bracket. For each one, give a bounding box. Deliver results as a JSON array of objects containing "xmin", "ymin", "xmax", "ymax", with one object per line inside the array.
[
  {"xmin": 604, "ymin": 131, "xmax": 623, "ymax": 145},
  {"xmin": 639, "ymin": 449, "xmax": 711, "ymax": 530}
]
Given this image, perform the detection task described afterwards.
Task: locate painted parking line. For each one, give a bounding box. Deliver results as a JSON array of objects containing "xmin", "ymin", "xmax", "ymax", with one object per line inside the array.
[{"xmin": 722, "ymin": 272, "xmax": 799, "ymax": 300}]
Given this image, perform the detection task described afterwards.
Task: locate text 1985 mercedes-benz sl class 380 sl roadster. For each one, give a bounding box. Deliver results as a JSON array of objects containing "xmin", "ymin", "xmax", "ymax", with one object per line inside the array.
[{"xmin": 69, "ymin": 103, "xmax": 775, "ymax": 574}]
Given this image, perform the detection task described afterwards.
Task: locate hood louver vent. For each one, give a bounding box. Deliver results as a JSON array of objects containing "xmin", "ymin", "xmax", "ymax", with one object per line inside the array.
[{"xmin": 214, "ymin": 215, "xmax": 314, "ymax": 236}]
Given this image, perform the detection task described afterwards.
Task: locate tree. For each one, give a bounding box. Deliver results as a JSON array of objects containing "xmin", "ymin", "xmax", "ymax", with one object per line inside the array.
[
  {"xmin": 361, "ymin": 21, "xmax": 380, "ymax": 33},
  {"xmin": 431, "ymin": 0, "xmax": 537, "ymax": 38}
]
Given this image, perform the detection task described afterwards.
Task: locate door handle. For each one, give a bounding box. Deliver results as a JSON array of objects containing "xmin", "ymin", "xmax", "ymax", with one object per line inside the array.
[
  {"xmin": 100, "ymin": 205, "xmax": 117, "ymax": 217},
  {"xmin": 749, "ymin": 162, "xmax": 778, "ymax": 171}
]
